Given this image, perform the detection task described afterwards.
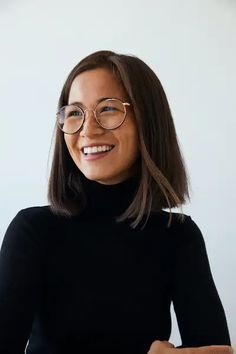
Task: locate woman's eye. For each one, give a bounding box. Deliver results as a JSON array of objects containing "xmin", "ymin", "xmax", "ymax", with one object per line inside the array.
[
  {"xmin": 69, "ymin": 111, "xmax": 82, "ymax": 117},
  {"xmin": 102, "ymin": 106, "xmax": 116, "ymax": 112}
]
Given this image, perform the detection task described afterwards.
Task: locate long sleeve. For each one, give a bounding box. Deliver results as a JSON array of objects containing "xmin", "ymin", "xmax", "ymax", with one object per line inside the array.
[
  {"xmin": 171, "ymin": 216, "xmax": 231, "ymax": 347},
  {"xmin": 0, "ymin": 210, "xmax": 42, "ymax": 354}
]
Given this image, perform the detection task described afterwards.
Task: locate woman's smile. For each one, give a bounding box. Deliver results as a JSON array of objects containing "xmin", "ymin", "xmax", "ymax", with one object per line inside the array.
[{"xmin": 82, "ymin": 145, "xmax": 115, "ymax": 160}]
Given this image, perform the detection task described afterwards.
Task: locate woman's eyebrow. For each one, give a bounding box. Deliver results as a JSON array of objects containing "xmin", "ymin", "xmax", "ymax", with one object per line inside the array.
[{"xmin": 68, "ymin": 96, "xmax": 120, "ymax": 106}]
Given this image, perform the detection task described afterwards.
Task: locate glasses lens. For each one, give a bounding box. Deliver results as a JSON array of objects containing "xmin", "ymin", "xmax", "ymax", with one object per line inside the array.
[
  {"xmin": 95, "ymin": 99, "xmax": 126, "ymax": 129},
  {"xmin": 57, "ymin": 105, "xmax": 84, "ymax": 134}
]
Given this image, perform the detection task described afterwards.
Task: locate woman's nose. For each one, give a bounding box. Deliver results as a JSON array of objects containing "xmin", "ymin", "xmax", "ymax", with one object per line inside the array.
[{"xmin": 79, "ymin": 110, "xmax": 104, "ymax": 137}]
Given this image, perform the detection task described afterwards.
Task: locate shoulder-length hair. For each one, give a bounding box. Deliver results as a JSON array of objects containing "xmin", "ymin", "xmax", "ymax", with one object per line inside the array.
[{"xmin": 48, "ymin": 50, "xmax": 190, "ymax": 229}]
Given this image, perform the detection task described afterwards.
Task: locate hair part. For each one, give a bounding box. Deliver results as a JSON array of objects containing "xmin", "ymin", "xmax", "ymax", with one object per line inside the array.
[{"xmin": 48, "ymin": 50, "xmax": 190, "ymax": 230}]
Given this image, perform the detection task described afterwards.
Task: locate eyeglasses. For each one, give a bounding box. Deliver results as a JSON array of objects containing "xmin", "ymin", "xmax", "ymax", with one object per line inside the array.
[{"xmin": 56, "ymin": 98, "xmax": 131, "ymax": 135}]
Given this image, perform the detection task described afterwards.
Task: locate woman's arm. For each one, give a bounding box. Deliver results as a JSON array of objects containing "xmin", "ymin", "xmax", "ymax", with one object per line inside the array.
[
  {"xmin": 171, "ymin": 216, "xmax": 231, "ymax": 347},
  {"xmin": 0, "ymin": 210, "xmax": 42, "ymax": 353}
]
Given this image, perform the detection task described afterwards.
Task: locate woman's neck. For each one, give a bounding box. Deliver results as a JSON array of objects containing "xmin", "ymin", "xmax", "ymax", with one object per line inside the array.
[{"xmin": 81, "ymin": 174, "xmax": 140, "ymax": 217}]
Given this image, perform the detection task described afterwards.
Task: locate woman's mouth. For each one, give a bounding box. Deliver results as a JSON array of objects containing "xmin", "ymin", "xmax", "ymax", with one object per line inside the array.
[{"xmin": 82, "ymin": 145, "xmax": 115, "ymax": 160}]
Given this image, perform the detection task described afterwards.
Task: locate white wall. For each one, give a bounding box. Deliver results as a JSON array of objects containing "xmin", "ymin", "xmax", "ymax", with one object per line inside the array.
[{"xmin": 0, "ymin": 0, "xmax": 235, "ymax": 346}]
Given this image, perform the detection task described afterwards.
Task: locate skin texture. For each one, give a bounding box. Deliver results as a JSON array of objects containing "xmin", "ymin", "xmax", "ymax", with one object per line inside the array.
[
  {"xmin": 147, "ymin": 340, "xmax": 233, "ymax": 354},
  {"xmin": 64, "ymin": 68, "xmax": 140, "ymax": 185}
]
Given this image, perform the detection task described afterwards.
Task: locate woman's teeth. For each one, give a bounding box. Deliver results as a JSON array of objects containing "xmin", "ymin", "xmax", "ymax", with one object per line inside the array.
[{"xmin": 83, "ymin": 145, "xmax": 114, "ymax": 155}]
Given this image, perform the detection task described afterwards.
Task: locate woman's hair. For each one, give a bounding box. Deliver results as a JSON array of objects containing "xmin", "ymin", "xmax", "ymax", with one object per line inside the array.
[{"xmin": 48, "ymin": 50, "xmax": 190, "ymax": 229}]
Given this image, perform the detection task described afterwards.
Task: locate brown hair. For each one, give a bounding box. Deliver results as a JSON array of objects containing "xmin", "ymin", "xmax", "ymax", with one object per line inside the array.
[{"xmin": 48, "ymin": 50, "xmax": 190, "ymax": 229}]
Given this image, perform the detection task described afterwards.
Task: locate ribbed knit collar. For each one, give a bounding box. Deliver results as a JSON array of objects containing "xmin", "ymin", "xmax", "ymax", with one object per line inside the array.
[{"xmin": 81, "ymin": 174, "xmax": 140, "ymax": 217}]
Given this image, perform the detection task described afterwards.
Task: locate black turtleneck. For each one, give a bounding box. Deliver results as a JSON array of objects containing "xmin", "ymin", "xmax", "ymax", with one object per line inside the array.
[
  {"xmin": 81, "ymin": 173, "xmax": 140, "ymax": 218},
  {"xmin": 0, "ymin": 176, "xmax": 231, "ymax": 354}
]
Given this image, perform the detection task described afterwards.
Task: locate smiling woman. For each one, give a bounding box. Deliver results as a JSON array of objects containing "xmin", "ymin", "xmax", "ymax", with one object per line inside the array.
[
  {"xmin": 0, "ymin": 50, "xmax": 232, "ymax": 354},
  {"xmin": 48, "ymin": 50, "xmax": 190, "ymax": 229}
]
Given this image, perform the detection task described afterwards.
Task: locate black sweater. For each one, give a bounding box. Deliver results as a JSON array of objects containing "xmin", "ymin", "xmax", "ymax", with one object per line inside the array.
[{"xmin": 0, "ymin": 176, "xmax": 231, "ymax": 354}]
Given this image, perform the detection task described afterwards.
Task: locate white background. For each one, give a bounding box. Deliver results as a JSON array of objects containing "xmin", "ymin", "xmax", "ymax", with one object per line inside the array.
[{"xmin": 0, "ymin": 0, "xmax": 235, "ymax": 346}]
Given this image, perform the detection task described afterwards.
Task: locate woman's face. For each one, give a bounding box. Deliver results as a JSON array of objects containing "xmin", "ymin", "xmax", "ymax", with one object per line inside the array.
[{"xmin": 64, "ymin": 68, "xmax": 140, "ymax": 185}]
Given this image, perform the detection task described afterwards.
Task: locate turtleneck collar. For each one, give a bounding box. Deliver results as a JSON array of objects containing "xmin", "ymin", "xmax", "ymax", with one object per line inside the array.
[{"xmin": 80, "ymin": 174, "xmax": 140, "ymax": 217}]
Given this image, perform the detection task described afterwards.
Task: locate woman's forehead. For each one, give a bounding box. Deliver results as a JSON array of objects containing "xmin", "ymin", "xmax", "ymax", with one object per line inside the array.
[{"xmin": 68, "ymin": 68, "xmax": 126, "ymax": 106}]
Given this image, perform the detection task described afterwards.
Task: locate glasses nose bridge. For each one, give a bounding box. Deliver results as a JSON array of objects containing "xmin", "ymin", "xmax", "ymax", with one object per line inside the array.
[
  {"xmin": 80, "ymin": 107, "xmax": 101, "ymax": 133},
  {"xmin": 83, "ymin": 107, "xmax": 97, "ymax": 120}
]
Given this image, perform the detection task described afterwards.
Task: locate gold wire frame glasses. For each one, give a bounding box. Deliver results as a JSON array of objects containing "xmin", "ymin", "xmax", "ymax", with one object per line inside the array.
[{"xmin": 56, "ymin": 98, "xmax": 131, "ymax": 134}]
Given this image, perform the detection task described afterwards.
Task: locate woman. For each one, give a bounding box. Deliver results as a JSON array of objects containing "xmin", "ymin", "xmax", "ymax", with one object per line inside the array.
[{"xmin": 0, "ymin": 50, "xmax": 232, "ymax": 354}]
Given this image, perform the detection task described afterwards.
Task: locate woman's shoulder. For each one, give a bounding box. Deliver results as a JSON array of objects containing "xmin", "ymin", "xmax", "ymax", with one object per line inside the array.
[
  {"xmin": 17, "ymin": 205, "xmax": 56, "ymax": 218},
  {"xmin": 149, "ymin": 209, "xmax": 192, "ymax": 228},
  {"xmin": 158, "ymin": 210, "xmax": 205, "ymax": 247},
  {"xmin": 147, "ymin": 210, "xmax": 204, "ymax": 243},
  {"xmin": 2, "ymin": 206, "xmax": 69, "ymax": 252},
  {"xmin": 14, "ymin": 205, "xmax": 61, "ymax": 226},
  {"xmin": 4, "ymin": 206, "xmax": 66, "ymax": 241}
]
